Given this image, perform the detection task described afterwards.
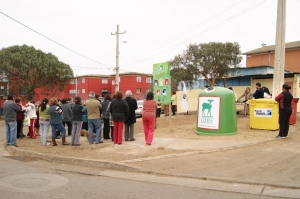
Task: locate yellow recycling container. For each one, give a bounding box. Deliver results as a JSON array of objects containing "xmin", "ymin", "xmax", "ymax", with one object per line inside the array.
[{"xmin": 249, "ymin": 99, "xmax": 279, "ymax": 130}]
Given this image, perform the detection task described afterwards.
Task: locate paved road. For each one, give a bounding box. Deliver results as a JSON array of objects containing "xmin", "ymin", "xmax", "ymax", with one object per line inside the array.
[{"xmin": 0, "ymin": 155, "xmax": 284, "ymax": 199}]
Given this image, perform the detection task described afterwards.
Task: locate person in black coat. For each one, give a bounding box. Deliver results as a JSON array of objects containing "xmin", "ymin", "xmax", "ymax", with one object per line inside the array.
[
  {"xmin": 110, "ymin": 91, "xmax": 129, "ymax": 145},
  {"xmin": 124, "ymin": 90, "xmax": 138, "ymax": 141}
]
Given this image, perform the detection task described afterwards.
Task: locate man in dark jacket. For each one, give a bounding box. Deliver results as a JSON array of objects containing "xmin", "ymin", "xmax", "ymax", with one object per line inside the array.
[
  {"xmin": 124, "ymin": 90, "xmax": 138, "ymax": 141},
  {"xmin": 253, "ymin": 83, "xmax": 264, "ymax": 99},
  {"xmin": 4, "ymin": 95, "xmax": 20, "ymax": 147}
]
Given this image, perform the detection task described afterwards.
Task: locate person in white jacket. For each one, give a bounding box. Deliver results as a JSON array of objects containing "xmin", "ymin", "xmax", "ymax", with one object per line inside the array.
[{"xmin": 25, "ymin": 100, "xmax": 37, "ymax": 138}]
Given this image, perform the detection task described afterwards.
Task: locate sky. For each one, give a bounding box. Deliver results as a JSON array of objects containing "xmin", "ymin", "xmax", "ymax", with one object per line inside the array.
[{"xmin": 1, "ymin": 0, "xmax": 300, "ymax": 76}]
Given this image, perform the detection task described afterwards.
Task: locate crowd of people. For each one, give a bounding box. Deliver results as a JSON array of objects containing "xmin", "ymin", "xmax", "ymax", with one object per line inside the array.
[{"xmin": 3, "ymin": 90, "xmax": 158, "ymax": 147}]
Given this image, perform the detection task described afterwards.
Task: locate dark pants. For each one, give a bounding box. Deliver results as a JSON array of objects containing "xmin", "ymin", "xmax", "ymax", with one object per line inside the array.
[
  {"xmin": 103, "ymin": 118, "xmax": 110, "ymax": 139},
  {"xmin": 110, "ymin": 126, "xmax": 114, "ymax": 141},
  {"xmin": 63, "ymin": 121, "xmax": 72, "ymax": 136},
  {"xmin": 17, "ymin": 120, "xmax": 22, "ymax": 138},
  {"xmin": 82, "ymin": 122, "xmax": 88, "ymax": 131},
  {"xmin": 171, "ymin": 105, "xmax": 176, "ymax": 115},
  {"xmin": 156, "ymin": 108, "xmax": 161, "ymax": 117},
  {"xmin": 278, "ymin": 110, "xmax": 292, "ymax": 137}
]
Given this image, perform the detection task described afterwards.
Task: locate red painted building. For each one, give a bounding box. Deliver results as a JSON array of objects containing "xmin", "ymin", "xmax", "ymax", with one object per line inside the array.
[
  {"xmin": 38, "ymin": 72, "xmax": 152, "ymax": 101},
  {"xmin": 111, "ymin": 72, "xmax": 153, "ymax": 100},
  {"xmin": 2, "ymin": 72, "xmax": 152, "ymax": 106}
]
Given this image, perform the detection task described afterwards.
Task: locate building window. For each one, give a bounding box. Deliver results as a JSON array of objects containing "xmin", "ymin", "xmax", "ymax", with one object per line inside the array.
[
  {"xmin": 82, "ymin": 78, "xmax": 85, "ymax": 83},
  {"xmin": 82, "ymin": 89, "xmax": 85, "ymax": 94},
  {"xmin": 137, "ymin": 76, "xmax": 142, "ymax": 82},
  {"xmin": 136, "ymin": 88, "xmax": 142, "ymax": 93},
  {"xmin": 102, "ymin": 79, "xmax": 108, "ymax": 84},
  {"xmin": 146, "ymin": 77, "xmax": 152, "ymax": 83},
  {"xmin": 70, "ymin": 80, "xmax": 75, "ymax": 84},
  {"xmin": 69, "ymin": 89, "xmax": 76, "ymax": 94}
]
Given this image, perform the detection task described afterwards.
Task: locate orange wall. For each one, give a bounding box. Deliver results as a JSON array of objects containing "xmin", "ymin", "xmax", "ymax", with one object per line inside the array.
[{"xmin": 246, "ymin": 49, "xmax": 300, "ymax": 72}]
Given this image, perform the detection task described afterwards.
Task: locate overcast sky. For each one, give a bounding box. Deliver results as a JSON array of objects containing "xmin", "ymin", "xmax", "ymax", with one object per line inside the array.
[{"xmin": 1, "ymin": 0, "xmax": 299, "ymax": 76}]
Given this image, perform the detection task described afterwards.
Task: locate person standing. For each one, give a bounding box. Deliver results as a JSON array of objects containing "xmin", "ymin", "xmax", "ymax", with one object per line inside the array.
[
  {"xmin": 124, "ymin": 90, "xmax": 138, "ymax": 141},
  {"xmin": 39, "ymin": 98, "xmax": 51, "ymax": 146},
  {"xmin": 102, "ymin": 94, "xmax": 112, "ymax": 140},
  {"xmin": 109, "ymin": 91, "xmax": 129, "ymax": 145},
  {"xmin": 71, "ymin": 96, "xmax": 84, "ymax": 146},
  {"xmin": 15, "ymin": 97, "xmax": 25, "ymax": 139},
  {"xmin": 237, "ymin": 87, "xmax": 253, "ymax": 102},
  {"xmin": 142, "ymin": 91, "xmax": 157, "ymax": 145},
  {"xmin": 81, "ymin": 103, "xmax": 88, "ymax": 135},
  {"xmin": 48, "ymin": 97, "xmax": 69, "ymax": 146},
  {"xmin": 275, "ymin": 84, "xmax": 293, "ymax": 139},
  {"xmin": 170, "ymin": 91, "xmax": 177, "ymax": 116},
  {"xmin": 61, "ymin": 99, "xmax": 72, "ymax": 136},
  {"xmin": 85, "ymin": 91, "xmax": 103, "ymax": 144},
  {"xmin": 228, "ymin": 87, "xmax": 238, "ymax": 102},
  {"xmin": 106, "ymin": 94, "xmax": 116, "ymax": 141},
  {"xmin": 156, "ymin": 101, "xmax": 162, "ymax": 118},
  {"xmin": 4, "ymin": 95, "xmax": 20, "ymax": 147},
  {"xmin": 262, "ymin": 87, "xmax": 272, "ymax": 99},
  {"xmin": 35, "ymin": 101, "xmax": 41, "ymax": 136},
  {"xmin": 25, "ymin": 100, "xmax": 37, "ymax": 138},
  {"xmin": 253, "ymin": 83, "xmax": 264, "ymax": 99}
]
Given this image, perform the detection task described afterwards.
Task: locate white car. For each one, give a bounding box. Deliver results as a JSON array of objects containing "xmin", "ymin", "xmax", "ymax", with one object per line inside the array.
[{"xmin": 135, "ymin": 100, "xmax": 143, "ymax": 117}]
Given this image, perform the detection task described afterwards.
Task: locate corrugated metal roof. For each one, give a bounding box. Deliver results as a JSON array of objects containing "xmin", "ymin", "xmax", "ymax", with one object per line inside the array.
[{"xmin": 242, "ymin": 41, "xmax": 300, "ymax": 55}]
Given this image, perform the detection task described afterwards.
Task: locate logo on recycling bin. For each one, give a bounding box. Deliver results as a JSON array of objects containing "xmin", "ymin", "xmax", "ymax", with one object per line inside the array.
[
  {"xmin": 254, "ymin": 109, "xmax": 272, "ymax": 117},
  {"xmin": 198, "ymin": 97, "xmax": 220, "ymax": 130}
]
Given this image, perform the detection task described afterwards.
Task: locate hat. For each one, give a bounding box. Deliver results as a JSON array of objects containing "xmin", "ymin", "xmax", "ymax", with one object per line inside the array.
[{"xmin": 89, "ymin": 91, "xmax": 95, "ymax": 98}]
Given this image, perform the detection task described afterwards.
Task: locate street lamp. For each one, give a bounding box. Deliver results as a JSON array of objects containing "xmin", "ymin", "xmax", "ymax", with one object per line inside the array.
[{"xmin": 115, "ymin": 41, "xmax": 127, "ymax": 92}]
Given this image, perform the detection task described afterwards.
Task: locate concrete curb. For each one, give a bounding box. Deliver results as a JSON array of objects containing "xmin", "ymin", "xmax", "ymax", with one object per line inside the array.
[
  {"xmin": 4, "ymin": 145, "xmax": 144, "ymax": 172},
  {"xmin": 4, "ymin": 144, "xmax": 300, "ymax": 191}
]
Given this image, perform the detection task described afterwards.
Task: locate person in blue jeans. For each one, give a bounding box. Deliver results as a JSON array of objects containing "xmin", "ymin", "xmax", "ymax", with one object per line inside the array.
[
  {"xmin": 48, "ymin": 97, "xmax": 70, "ymax": 146},
  {"xmin": 3, "ymin": 95, "xmax": 20, "ymax": 147},
  {"xmin": 85, "ymin": 91, "xmax": 102, "ymax": 144}
]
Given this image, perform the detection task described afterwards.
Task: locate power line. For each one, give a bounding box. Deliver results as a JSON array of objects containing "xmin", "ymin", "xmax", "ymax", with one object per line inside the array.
[
  {"xmin": 121, "ymin": 0, "xmax": 266, "ymax": 68},
  {"xmin": 122, "ymin": 0, "xmax": 246, "ymax": 67},
  {"xmin": 0, "ymin": 11, "xmax": 114, "ymax": 69}
]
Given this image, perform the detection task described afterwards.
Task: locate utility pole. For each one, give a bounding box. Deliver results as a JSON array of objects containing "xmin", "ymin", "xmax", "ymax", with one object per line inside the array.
[
  {"xmin": 111, "ymin": 25, "xmax": 126, "ymax": 93},
  {"xmin": 272, "ymin": 0, "xmax": 286, "ymax": 98}
]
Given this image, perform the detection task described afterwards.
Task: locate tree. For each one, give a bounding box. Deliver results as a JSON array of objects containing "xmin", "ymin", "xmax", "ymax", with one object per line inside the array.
[
  {"xmin": 170, "ymin": 54, "xmax": 198, "ymax": 91},
  {"xmin": 0, "ymin": 45, "xmax": 73, "ymax": 98},
  {"xmin": 170, "ymin": 42, "xmax": 242, "ymax": 87}
]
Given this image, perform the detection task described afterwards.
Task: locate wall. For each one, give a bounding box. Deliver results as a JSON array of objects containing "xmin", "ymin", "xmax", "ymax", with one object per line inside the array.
[
  {"xmin": 246, "ymin": 49, "xmax": 300, "ymax": 72},
  {"xmin": 118, "ymin": 75, "xmax": 151, "ymax": 100}
]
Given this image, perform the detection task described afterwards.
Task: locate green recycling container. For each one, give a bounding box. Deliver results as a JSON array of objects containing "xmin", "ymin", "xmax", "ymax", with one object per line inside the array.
[{"xmin": 196, "ymin": 87, "xmax": 237, "ymax": 135}]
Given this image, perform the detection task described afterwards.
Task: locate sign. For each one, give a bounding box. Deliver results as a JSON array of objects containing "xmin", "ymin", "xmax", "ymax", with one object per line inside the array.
[
  {"xmin": 198, "ymin": 96, "xmax": 220, "ymax": 130},
  {"xmin": 254, "ymin": 108, "xmax": 272, "ymax": 117},
  {"xmin": 153, "ymin": 62, "xmax": 170, "ymax": 104}
]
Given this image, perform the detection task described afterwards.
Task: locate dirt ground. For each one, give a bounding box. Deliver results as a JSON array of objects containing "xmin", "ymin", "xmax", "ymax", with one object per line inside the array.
[{"xmin": 14, "ymin": 113, "xmax": 300, "ymax": 162}]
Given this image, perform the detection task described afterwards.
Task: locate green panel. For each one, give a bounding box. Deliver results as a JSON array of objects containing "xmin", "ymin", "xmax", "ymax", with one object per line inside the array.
[
  {"xmin": 196, "ymin": 87, "xmax": 237, "ymax": 135},
  {"xmin": 153, "ymin": 62, "xmax": 171, "ymax": 104}
]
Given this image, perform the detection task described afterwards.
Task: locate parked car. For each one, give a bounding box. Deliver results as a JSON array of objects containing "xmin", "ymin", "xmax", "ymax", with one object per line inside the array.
[{"xmin": 135, "ymin": 100, "xmax": 143, "ymax": 117}]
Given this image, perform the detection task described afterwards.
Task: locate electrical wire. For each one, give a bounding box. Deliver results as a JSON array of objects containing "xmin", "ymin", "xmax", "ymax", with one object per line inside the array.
[
  {"xmin": 0, "ymin": 10, "xmax": 114, "ymax": 69},
  {"xmin": 121, "ymin": 0, "xmax": 266, "ymax": 68},
  {"xmin": 123, "ymin": 0, "xmax": 246, "ymax": 66}
]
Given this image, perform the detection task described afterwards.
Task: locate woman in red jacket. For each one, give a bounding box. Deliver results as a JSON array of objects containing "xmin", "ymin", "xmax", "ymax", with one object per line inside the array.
[
  {"xmin": 275, "ymin": 84, "xmax": 293, "ymax": 139},
  {"xmin": 142, "ymin": 91, "xmax": 157, "ymax": 145}
]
